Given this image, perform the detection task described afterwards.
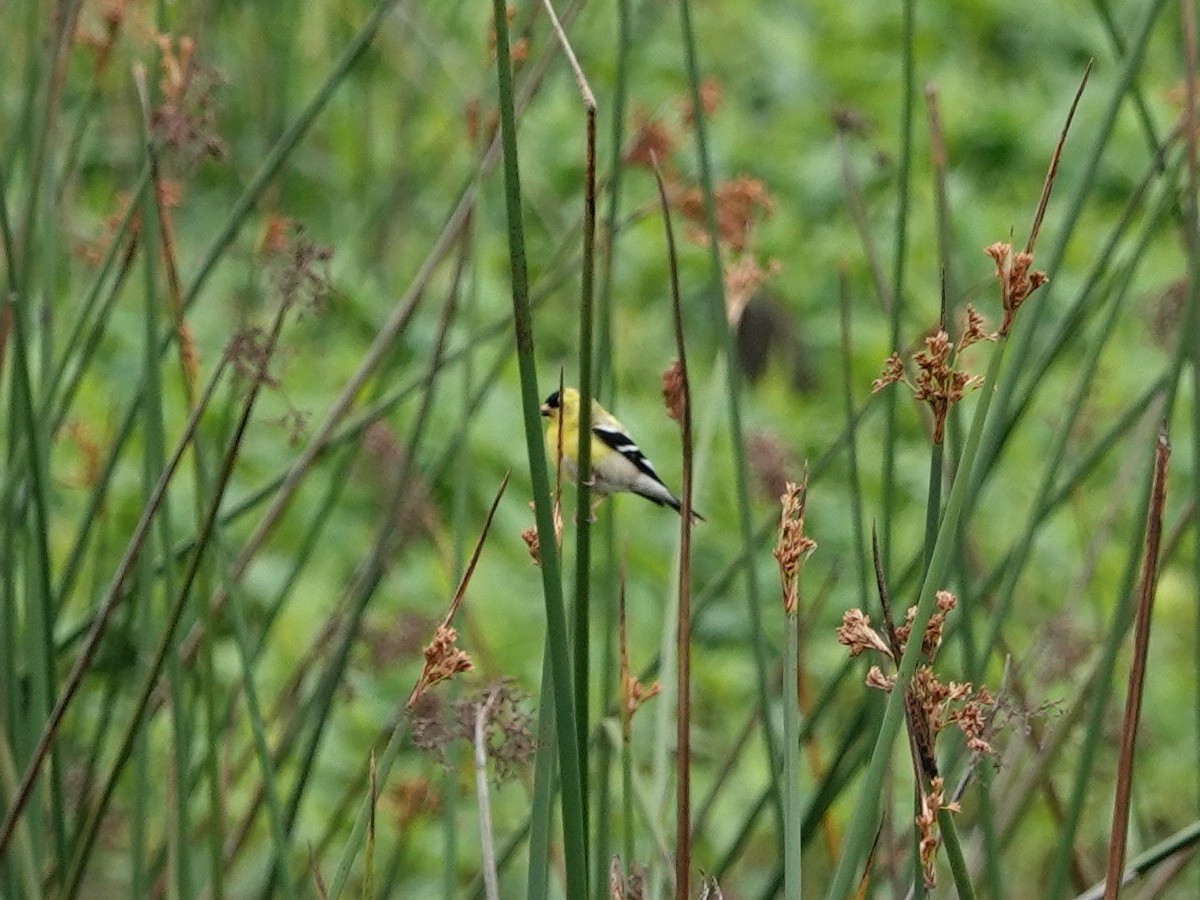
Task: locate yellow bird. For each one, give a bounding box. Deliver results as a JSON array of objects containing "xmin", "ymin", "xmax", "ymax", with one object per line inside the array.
[{"xmin": 540, "ymin": 387, "xmax": 703, "ymax": 521}]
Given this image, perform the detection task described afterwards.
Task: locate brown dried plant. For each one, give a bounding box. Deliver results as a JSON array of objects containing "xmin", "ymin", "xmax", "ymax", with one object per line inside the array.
[
  {"xmin": 521, "ymin": 496, "xmax": 563, "ymax": 567},
  {"xmin": 774, "ymin": 476, "xmax": 817, "ymax": 616},
  {"xmin": 153, "ymin": 34, "xmax": 225, "ymax": 161},
  {"xmin": 261, "ymin": 222, "xmax": 334, "ymax": 314},
  {"xmin": 681, "ymin": 77, "xmax": 724, "ymax": 125},
  {"xmin": 625, "ymin": 111, "xmax": 679, "ymax": 169},
  {"xmin": 624, "ymin": 88, "xmax": 778, "ymax": 329},
  {"xmin": 486, "ymin": 6, "xmax": 528, "ymax": 66},
  {"xmin": 916, "ymin": 776, "xmax": 960, "ymax": 888},
  {"xmin": 837, "ymin": 589, "xmax": 995, "ymax": 887},
  {"xmin": 78, "ymin": 0, "xmax": 134, "ymax": 75},
  {"xmin": 985, "ymin": 241, "xmax": 1048, "ymax": 336},
  {"xmin": 410, "ymin": 681, "xmax": 536, "ymax": 780},
  {"xmin": 407, "ymin": 625, "xmax": 474, "ymax": 711},
  {"xmin": 871, "ymin": 306, "xmax": 993, "ymax": 443},
  {"xmin": 661, "ymin": 359, "xmax": 686, "ymax": 424},
  {"xmin": 406, "ymin": 474, "xmax": 509, "ymax": 709},
  {"xmin": 837, "ymin": 591, "xmax": 991, "ymax": 756},
  {"xmin": 608, "ymin": 857, "xmax": 647, "ymax": 900},
  {"xmin": 675, "ymin": 175, "xmax": 774, "ymax": 254}
]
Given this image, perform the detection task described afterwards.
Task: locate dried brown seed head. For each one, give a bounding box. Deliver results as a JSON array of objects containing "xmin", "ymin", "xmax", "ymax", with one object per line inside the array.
[
  {"xmin": 866, "ymin": 665, "xmax": 896, "ymax": 692},
  {"xmin": 522, "ymin": 526, "xmax": 540, "ymax": 566},
  {"xmin": 872, "ymin": 354, "xmax": 906, "ymax": 393},
  {"xmin": 675, "ymin": 175, "xmax": 774, "ymax": 252},
  {"xmin": 775, "ymin": 479, "xmax": 817, "ymax": 615},
  {"xmin": 407, "ymin": 625, "xmax": 474, "ymax": 709},
  {"xmin": 661, "ymin": 361, "xmax": 686, "ymax": 424},
  {"xmin": 959, "ymin": 304, "xmax": 996, "ymax": 350},
  {"xmin": 625, "ymin": 112, "xmax": 678, "ymax": 169},
  {"xmin": 681, "ymin": 77, "xmax": 724, "ymax": 125},
  {"xmin": 836, "ymin": 608, "xmax": 892, "ymax": 659},
  {"xmin": 986, "ymin": 241, "xmax": 1048, "ymax": 335}
]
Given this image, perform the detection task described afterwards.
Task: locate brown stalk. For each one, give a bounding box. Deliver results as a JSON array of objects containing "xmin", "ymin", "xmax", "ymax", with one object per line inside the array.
[
  {"xmin": 1103, "ymin": 424, "xmax": 1171, "ymax": 900},
  {"xmin": 651, "ymin": 152, "xmax": 696, "ymax": 900},
  {"xmin": 872, "ymin": 527, "xmax": 939, "ymax": 779},
  {"xmin": 367, "ymin": 752, "xmax": 378, "ymax": 896},
  {"xmin": 1027, "ymin": 60, "xmax": 1093, "ymax": 254},
  {"xmin": 406, "ymin": 471, "xmax": 510, "ymax": 708}
]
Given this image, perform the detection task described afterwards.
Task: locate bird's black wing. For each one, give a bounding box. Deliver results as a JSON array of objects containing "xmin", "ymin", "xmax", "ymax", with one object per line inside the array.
[{"xmin": 591, "ymin": 424, "xmax": 670, "ymax": 488}]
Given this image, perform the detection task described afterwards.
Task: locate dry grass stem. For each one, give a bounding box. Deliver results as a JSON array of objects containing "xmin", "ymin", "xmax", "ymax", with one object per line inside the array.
[
  {"xmin": 407, "ymin": 472, "xmax": 510, "ymax": 708},
  {"xmin": 1103, "ymin": 424, "xmax": 1171, "ymax": 900},
  {"xmin": 1026, "ymin": 60, "xmax": 1093, "ymax": 254}
]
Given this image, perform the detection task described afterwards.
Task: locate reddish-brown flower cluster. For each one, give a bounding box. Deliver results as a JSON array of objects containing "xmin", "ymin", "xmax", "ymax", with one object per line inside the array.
[
  {"xmin": 622, "ymin": 81, "xmax": 779, "ymax": 328},
  {"xmin": 774, "ymin": 478, "xmax": 817, "ymax": 615},
  {"xmin": 260, "ymin": 223, "xmax": 334, "ymax": 313},
  {"xmin": 407, "ymin": 625, "xmax": 474, "ymax": 710},
  {"xmin": 410, "ymin": 681, "xmax": 535, "ymax": 780},
  {"xmin": 621, "ymin": 668, "xmax": 662, "ymax": 727},
  {"xmin": 153, "ymin": 34, "xmax": 225, "ymax": 161},
  {"xmin": 624, "ymin": 112, "xmax": 678, "ymax": 169},
  {"xmin": 486, "ymin": 6, "xmax": 527, "ymax": 65},
  {"xmin": 521, "ymin": 498, "xmax": 563, "ymax": 567},
  {"xmin": 872, "ymin": 306, "xmax": 994, "ymax": 443},
  {"xmin": 985, "ymin": 241, "xmax": 1048, "ymax": 336},
  {"xmin": 661, "ymin": 360, "xmax": 687, "ymax": 424},
  {"xmin": 675, "ymin": 176, "xmax": 775, "ymax": 254},
  {"xmin": 681, "ymin": 78, "xmax": 724, "ymax": 126},
  {"xmin": 836, "ymin": 589, "xmax": 997, "ymax": 887},
  {"xmin": 837, "ymin": 591, "xmax": 993, "ymax": 756},
  {"xmin": 916, "ymin": 776, "xmax": 960, "ymax": 888}
]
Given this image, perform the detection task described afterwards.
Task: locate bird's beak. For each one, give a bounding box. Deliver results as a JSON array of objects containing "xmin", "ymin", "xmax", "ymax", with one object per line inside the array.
[{"xmin": 540, "ymin": 402, "xmax": 551, "ymax": 417}]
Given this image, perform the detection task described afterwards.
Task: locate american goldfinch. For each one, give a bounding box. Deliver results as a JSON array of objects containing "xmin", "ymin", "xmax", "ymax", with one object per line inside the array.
[{"xmin": 540, "ymin": 387, "xmax": 703, "ymax": 521}]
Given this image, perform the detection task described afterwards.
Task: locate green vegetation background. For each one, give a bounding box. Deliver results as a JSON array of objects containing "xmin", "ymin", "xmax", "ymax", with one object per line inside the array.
[{"xmin": 2, "ymin": 0, "xmax": 1197, "ymax": 896}]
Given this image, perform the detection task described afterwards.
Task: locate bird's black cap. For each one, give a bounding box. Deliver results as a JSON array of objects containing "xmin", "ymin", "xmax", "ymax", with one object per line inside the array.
[{"xmin": 540, "ymin": 390, "xmax": 561, "ymax": 416}]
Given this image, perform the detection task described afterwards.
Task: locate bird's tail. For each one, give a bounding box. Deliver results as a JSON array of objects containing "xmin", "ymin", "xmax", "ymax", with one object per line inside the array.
[{"xmin": 664, "ymin": 493, "xmax": 705, "ymax": 523}]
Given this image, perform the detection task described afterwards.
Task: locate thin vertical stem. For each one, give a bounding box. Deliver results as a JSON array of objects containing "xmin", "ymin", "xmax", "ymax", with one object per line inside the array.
[
  {"xmin": 542, "ymin": 0, "xmax": 599, "ymax": 844},
  {"xmin": 1103, "ymin": 427, "xmax": 1170, "ymax": 899},
  {"xmin": 489, "ymin": 4, "xmax": 588, "ymax": 899},
  {"xmin": 677, "ymin": 0, "xmax": 783, "ymax": 840},
  {"xmin": 881, "ymin": 0, "xmax": 916, "ymax": 577}
]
